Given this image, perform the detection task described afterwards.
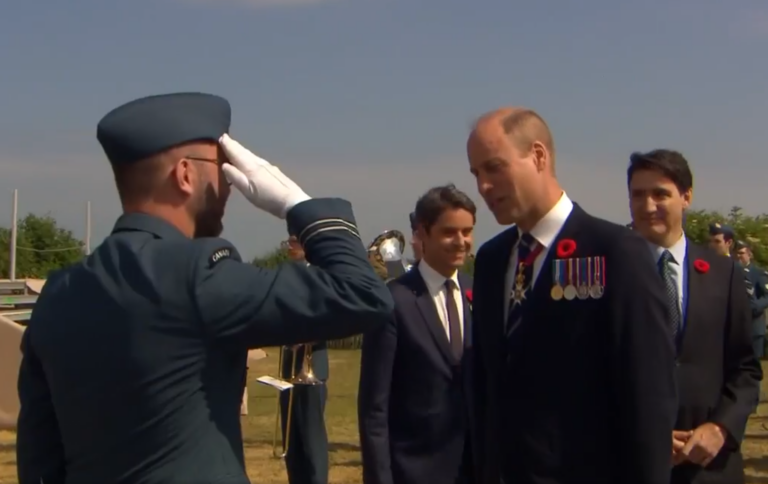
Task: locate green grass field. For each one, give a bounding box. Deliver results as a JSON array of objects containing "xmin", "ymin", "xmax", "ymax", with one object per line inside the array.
[{"xmin": 2, "ymin": 350, "xmax": 768, "ymax": 483}]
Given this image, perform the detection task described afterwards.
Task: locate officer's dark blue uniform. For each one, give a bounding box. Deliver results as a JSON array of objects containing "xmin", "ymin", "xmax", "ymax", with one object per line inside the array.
[
  {"xmin": 15, "ymin": 93, "xmax": 393, "ymax": 484},
  {"xmin": 708, "ymin": 222, "xmax": 735, "ymax": 257},
  {"xmin": 735, "ymin": 240, "xmax": 768, "ymax": 359}
]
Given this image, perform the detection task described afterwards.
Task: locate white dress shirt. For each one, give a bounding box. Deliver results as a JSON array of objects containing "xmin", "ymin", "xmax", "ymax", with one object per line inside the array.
[
  {"xmin": 418, "ymin": 260, "xmax": 464, "ymax": 342},
  {"xmin": 504, "ymin": 192, "xmax": 574, "ymax": 315},
  {"xmin": 647, "ymin": 234, "xmax": 687, "ymax": 319}
]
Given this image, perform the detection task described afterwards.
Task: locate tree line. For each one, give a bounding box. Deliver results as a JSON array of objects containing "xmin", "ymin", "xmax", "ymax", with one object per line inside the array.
[
  {"xmin": 2, "ymin": 207, "xmax": 765, "ymax": 350},
  {"xmin": 2, "ymin": 207, "xmax": 766, "ymax": 280}
]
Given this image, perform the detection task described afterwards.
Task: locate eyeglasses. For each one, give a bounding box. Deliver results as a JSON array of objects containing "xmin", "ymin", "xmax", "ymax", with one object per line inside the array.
[{"xmin": 185, "ymin": 156, "xmax": 232, "ymax": 185}]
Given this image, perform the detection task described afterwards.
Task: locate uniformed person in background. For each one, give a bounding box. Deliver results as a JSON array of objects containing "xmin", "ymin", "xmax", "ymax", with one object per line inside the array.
[
  {"xmin": 16, "ymin": 92, "xmax": 393, "ymax": 484},
  {"xmin": 708, "ymin": 223, "xmax": 735, "ymax": 256},
  {"xmin": 735, "ymin": 240, "xmax": 768, "ymax": 361},
  {"xmin": 407, "ymin": 211, "xmax": 423, "ymax": 269},
  {"xmin": 408, "ymin": 212, "xmax": 424, "ymax": 269},
  {"xmin": 279, "ymin": 235, "xmax": 330, "ymax": 484}
]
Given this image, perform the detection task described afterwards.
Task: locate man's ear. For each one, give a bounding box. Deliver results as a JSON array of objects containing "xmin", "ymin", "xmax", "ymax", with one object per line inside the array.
[
  {"xmin": 173, "ymin": 158, "xmax": 195, "ymax": 196},
  {"xmin": 682, "ymin": 188, "xmax": 693, "ymax": 210},
  {"xmin": 531, "ymin": 141, "xmax": 549, "ymax": 173}
]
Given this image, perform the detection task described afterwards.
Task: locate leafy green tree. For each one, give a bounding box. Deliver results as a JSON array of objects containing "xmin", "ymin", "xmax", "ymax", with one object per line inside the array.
[
  {"xmin": 460, "ymin": 254, "xmax": 475, "ymax": 276},
  {"xmin": 684, "ymin": 207, "xmax": 768, "ymax": 267},
  {"xmin": 0, "ymin": 213, "xmax": 85, "ymax": 278},
  {"xmin": 251, "ymin": 246, "xmax": 291, "ymax": 269}
]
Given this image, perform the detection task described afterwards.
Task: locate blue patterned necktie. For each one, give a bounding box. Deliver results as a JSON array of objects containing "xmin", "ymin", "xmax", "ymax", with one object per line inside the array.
[
  {"xmin": 506, "ymin": 232, "xmax": 538, "ymax": 331},
  {"xmin": 658, "ymin": 250, "xmax": 681, "ymax": 338}
]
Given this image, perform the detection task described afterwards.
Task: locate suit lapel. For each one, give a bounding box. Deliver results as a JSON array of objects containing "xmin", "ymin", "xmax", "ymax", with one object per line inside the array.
[
  {"xmin": 459, "ymin": 273, "xmax": 473, "ymax": 349},
  {"xmin": 513, "ymin": 205, "xmax": 586, "ymax": 324},
  {"xmin": 491, "ymin": 228, "xmax": 519, "ymax": 336},
  {"xmin": 408, "ymin": 271, "xmax": 457, "ymax": 366},
  {"xmin": 679, "ymin": 244, "xmax": 707, "ymax": 356}
]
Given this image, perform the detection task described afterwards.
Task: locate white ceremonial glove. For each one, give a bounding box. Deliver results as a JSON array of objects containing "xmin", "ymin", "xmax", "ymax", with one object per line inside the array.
[{"xmin": 219, "ymin": 134, "xmax": 311, "ymax": 219}]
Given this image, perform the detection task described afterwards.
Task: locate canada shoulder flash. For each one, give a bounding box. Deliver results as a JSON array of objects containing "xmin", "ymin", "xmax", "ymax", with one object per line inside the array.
[{"xmin": 209, "ymin": 247, "xmax": 232, "ymax": 267}]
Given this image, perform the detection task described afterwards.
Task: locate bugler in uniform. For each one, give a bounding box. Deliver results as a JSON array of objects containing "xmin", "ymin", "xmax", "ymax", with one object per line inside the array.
[
  {"xmin": 15, "ymin": 92, "xmax": 393, "ymax": 484},
  {"xmin": 278, "ymin": 233, "xmax": 330, "ymax": 484}
]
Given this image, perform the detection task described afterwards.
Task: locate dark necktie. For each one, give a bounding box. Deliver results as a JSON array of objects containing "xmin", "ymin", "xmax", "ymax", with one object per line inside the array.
[
  {"xmin": 444, "ymin": 280, "xmax": 463, "ymax": 360},
  {"xmin": 506, "ymin": 233, "xmax": 538, "ymax": 331},
  {"xmin": 658, "ymin": 250, "xmax": 681, "ymax": 338}
]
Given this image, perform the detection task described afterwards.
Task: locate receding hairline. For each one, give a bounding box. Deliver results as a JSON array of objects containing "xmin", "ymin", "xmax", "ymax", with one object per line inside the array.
[{"xmin": 471, "ymin": 107, "xmax": 556, "ymax": 159}]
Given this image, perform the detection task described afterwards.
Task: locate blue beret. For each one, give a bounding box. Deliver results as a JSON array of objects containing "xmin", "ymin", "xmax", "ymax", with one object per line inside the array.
[
  {"xmin": 708, "ymin": 223, "xmax": 734, "ymax": 238},
  {"xmin": 409, "ymin": 212, "xmax": 417, "ymax": 231},
  {"xmin": 97, "ymin": 92, "xmax": 231, "ymax": 165}
]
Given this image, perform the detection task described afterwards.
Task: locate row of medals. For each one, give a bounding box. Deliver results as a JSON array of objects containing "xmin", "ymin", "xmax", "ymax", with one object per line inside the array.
[{"xmin": 550, "ymin": 280, "xmax": 604, "ymax": 301}]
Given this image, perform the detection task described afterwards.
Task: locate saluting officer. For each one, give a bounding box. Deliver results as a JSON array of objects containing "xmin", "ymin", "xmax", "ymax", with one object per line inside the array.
[
  {"xmin": 735, "ymin": 240, "xmax": 768, "ymax": 361},
  {"xmin": 16, "ymin": 92, "xmax": 393, "ymax": 484}
]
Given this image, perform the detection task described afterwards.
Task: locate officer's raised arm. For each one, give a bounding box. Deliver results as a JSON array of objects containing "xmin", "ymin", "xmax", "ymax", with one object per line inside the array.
[{"xmin": 192, "ymin": 135, "xmax": 393, "ymax": 347}]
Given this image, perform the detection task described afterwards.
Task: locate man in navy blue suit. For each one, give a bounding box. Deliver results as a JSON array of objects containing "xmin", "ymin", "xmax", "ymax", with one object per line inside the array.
[
  {"xmin": 467, "ymin": 107, "xmax": 677, "ymax": 484},
  {"xmin": 359, "ymin": 184, "xmax": 478, "ymax": 484},
  {"xmin": 628, "ymin": 149, "xmax": 761, "ymax": 484}
]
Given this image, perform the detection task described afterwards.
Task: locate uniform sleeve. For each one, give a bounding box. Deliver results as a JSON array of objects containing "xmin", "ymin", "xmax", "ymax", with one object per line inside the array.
[
  {"xmin": 358, "ymin": 295, "xmax": 398, "ymax": 484},
  {"xmin": 16, "ymin": 326, "xmax": 66, "ymax": 484},
  {"xmin": 711, "ymin": 261, "xmax": 763, "ymax": 442},
  {"xmin": 752, "ymin": 270, "xmax": 768, "ymax": 316},
  {"xmin": 191, "ymin": 198, "xmax": 394, "ymax": 348},
  {"xmin": 607, "ymin": 231, "xmax": 677, "ymax": 484}
]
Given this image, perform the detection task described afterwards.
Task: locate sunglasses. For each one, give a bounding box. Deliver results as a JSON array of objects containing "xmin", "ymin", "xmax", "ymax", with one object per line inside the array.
[{"xmin": 185, "ymin": 156, "xmax": 232, "ymax": 186}]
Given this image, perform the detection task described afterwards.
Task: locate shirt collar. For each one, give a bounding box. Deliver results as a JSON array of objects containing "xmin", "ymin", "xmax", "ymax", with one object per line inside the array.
[
  {"xmin": 111, "ymin": 212, "xmax": 188, "ymax": 240},
  {"xmin": 418, "ymin": 259, "xmax": 460, "ymax": 293},
  {"xmin": 647, "ymin": 234, "xmax": 687, "ymax": 265},
  {"xmin": 526, "ymin": 192, "xmax": 574, "ymax": 248}
]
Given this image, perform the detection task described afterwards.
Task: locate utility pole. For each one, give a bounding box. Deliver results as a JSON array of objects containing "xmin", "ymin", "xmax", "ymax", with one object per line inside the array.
[
  {"xmin": 85, "ymin": 201, "xmax": 92, "ymax": 255},
  {"xmin": 9, "ymin": 189, "xmax": 18, "ymax": 280}
]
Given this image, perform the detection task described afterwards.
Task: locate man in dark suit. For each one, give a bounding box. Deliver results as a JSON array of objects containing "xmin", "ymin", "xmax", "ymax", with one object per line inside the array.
[
  {"xmin": 279, "ymin": 235, "xmax": 330, "ymax": 484},
  {"xmin": 15, "ymin": 93, "xmax": 392, "ymax": 484},
  {"xmin": 628, "ymin": 150, "xmax": 762, "ymax": 484},
  {"xmin": 466, "ymin": 107, "xmax": 678, "ymax": 484},
  {"xmin": 359, "ymin": 184, "xmax": 478, "ymax": 484}
]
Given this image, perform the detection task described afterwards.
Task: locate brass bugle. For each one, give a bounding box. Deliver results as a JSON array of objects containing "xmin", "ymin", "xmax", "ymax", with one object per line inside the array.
[{"xmin": 271, "ymin": 344, "xmax": 323, "ymax": 459}]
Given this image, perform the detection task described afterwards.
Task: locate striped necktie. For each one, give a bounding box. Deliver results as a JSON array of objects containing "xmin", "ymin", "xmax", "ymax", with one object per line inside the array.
[{"xmin": 658, "ymin": 250, "xmax": 681, "ymax": 339}]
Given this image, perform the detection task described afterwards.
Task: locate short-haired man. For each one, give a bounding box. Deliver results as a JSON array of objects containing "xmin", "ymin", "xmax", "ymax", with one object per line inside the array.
[
  {"xmin": 709, "ymin": 223, "xmax": 735, "ymax": 257},
  {"xmin": 359, "ymin": 184, "xmax": 478, "ymax": 484},
  {"xmin": 467, "ymin": 107, "xmax": 677, "ymax": 483},
  {"xmin": 627, "ymin": 149, "xmax": 761, "ymax": 484},
  {"xmin": 15, "ymin": 93, "xmax": 392, "ymax": 484}
]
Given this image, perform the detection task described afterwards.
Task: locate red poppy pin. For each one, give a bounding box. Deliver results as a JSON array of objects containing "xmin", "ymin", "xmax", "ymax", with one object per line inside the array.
[
  {"xmin": 693, "ymin": 259, "xmax": 710, "ymax": 274},
  {"xmin": 556, "ymin": 239, "xmax": 577, "ymax": 258},
  {"xmin": 465, "ymin": 290, "xmax": 473, "ymax": 302}
]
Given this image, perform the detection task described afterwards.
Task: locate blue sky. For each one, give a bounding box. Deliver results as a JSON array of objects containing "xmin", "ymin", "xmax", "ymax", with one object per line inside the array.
[{"xmin": 1, "ymin": 0, "xmax": 766, "ymax": 259}]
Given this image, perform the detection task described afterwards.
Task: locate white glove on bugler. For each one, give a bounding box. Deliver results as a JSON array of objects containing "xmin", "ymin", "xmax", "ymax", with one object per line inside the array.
[{"xmin": 219, "ymin": 134, "xmax": 311, "ymax": 219}]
